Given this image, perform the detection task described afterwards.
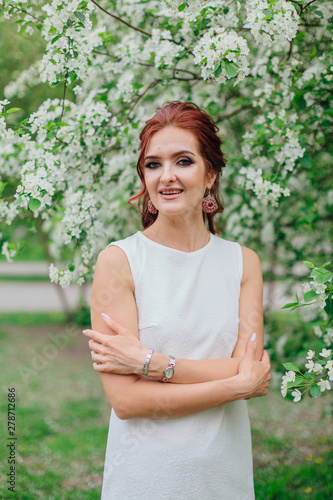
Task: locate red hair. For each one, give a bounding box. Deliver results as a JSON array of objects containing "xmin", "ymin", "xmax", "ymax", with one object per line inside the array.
[{"xmin": 128, "ymin": 101, "xmax": 226, "ymax": 234}]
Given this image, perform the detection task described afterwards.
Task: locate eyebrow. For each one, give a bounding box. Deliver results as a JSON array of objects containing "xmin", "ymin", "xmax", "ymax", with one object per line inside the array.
[{"xmin": 144, "ymin": 150, "xmax": 195, "ymax": 161}]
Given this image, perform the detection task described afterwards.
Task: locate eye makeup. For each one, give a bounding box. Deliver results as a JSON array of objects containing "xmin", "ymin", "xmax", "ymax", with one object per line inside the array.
[{"xmin": 144, "ymin": 157, "xmax": 194, "ymax": 169}]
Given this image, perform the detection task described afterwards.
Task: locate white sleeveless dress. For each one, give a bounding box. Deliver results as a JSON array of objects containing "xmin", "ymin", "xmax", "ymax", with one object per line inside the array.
[{"xmin": 101, "ymin": 231, "xmax": 255, "ymax": 500}]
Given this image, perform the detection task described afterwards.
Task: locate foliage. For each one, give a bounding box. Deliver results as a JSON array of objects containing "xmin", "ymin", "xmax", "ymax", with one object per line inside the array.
[
  {"xmin": 0, "ymin": 0, "xmax": 332, "ymax": 289},
  {"xmin": 281, "ymin": 260, "xmax": 333, "ymax": 402}
]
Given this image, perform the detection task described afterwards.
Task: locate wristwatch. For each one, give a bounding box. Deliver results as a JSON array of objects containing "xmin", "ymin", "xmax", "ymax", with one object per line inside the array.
[{"xmin": 161, "ymin": 356, "xmax": 176, "ymax": 382}]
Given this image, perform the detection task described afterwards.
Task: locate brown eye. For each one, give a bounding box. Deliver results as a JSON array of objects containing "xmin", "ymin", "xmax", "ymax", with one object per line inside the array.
[
  {"xmin": 145, "ymin": 162, "xmax": 160, "ymax": 169},
  {"xmin": 178, "ymin": 158, "xmax": 193, "ymax": 166}
]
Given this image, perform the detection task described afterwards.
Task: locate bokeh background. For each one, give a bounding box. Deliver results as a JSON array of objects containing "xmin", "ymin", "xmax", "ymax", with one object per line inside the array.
[{"xmin": 1, "ymin": 4, "xmax": 332, "ymax": 499}]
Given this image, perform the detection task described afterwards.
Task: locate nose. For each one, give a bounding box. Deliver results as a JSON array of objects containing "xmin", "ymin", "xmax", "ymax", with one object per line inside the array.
[{"xmin": 160, "ymin": 163, "xmax": 177, "ymax": 184}]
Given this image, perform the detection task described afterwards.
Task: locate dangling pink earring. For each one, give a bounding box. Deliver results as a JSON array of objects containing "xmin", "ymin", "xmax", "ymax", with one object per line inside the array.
[
  {"xmin": 202, "ymin": 195, "xmax": 217, "ymax": 213},
  {"xmin": 148, "ymin": 200, "xmax": 158, "ymax": 214}
]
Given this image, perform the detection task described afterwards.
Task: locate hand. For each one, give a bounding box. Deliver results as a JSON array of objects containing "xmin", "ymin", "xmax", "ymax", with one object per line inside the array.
[
  {"xmin": 83, "ymin": 315, "xmax": 148, "ymax": 375},
  {"xmin": 237, "ymin": 333, "xmax": 271, "ymax": 400}
]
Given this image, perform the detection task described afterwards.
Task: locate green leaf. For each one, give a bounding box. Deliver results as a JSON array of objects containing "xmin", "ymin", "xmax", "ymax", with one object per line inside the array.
[
  {"xmin": 225, "ymin": 64, "xmax": 238, "ymax": 78},
  {"xmin": 314, "ymin": 10, "xmax": 323, "ymax": 18},
  {"xmin": 304, "ymin": 290, "xmax": 317, "ymax": 302},
  {"xmin": 51, "ymin": 34, "xmax": 62, "ymax": 45},
  {"xmin": 282, "ymin": 362, "xmax": 301, "ymax": 373},
  {"xmin": 28, "ymin": 198, "xmax": 41, "ymax": 211},
  {"xmin": 287, "ymin": 377, "xmax": 303, "ymax": 388},
  {"xmin": 293, "ymin": 94, "xmax": 307, "ymax": 110},
  {"xmin": 178, "ymin": 3, "xmax": 186, "ymax": 12},
  {"xmin": 75, "ymin": 11, "xmax": 85, "ymax": 22},
  {"xmin": 310, "ymin": 269, "xmax": 320, "ymax": 277},
  {"xmin": 303, "ymin": 261, "xmax": 314, "ymax": 268},
  {"xmin": 67, "ymin": 18, "xmax": 72, "ymax": 27},
  {"xmin": 214, "ymin": 65, "xmax": 222, "ymax": 77},
  {"xmin": 324, "ymin": 292, "xmax": 333, "ymax": 319},
  {"xmin": 281, "ymin": 302, "xmax": 299, "ymax": 309},
  {"xmin": 315, "ymin": 272, "xmax": 332, "ymax": 284},
  {"xmin": 319, "ymin": 262, "xmax": 331, "ymax": 269},
  {"xmin": 299, "ymin": 155, "xmax": 313, "ymax": 169},
  {"xmin": 5, "ymin": 107, "xmax": 21, "ymax": 115},
  {"xmin": 69, "ymin": 264, "xmax": 76, "ymax": 272},
  {"xmin": 309, "ymin": 385, "xmax": 321, "ymax": 398},
  {"xmin": 13, "ymin": 197, "xmax": 22, "ymax": 206}
]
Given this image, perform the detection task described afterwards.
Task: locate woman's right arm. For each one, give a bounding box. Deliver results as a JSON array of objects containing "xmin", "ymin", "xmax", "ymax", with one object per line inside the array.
[{"xmin": 90, "ymin": 246, "xmax": 270, "ymax": 420}]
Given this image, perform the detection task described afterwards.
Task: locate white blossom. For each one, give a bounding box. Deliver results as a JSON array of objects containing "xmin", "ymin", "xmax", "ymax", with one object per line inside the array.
[
  {"xmin": 319, "ymin": 348, "xmax": 332, "ymax": 358},
  {"xmin": 317, "ymin": 379, "xmax": 331, "ymax": 392},
  {"xmin": 291, "ymin": 389, "xmax": 301, "ymax": 402}
]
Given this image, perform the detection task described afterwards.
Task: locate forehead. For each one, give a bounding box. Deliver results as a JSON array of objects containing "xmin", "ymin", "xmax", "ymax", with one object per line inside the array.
[{"xmin": 146, "ymin": 127, "xmax": 200, "ymax": 155}]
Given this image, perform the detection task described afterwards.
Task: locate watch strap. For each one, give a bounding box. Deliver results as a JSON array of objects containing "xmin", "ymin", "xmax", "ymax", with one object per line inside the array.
[{"xmin": 142, "ymin": 348, "xmax": 154, "ymax": 377}]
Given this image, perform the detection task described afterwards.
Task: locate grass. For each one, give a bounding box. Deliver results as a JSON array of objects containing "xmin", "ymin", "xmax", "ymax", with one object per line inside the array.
[{"xmin": 0, "ymin": 314, "xmax": 332, "ymax": 499}]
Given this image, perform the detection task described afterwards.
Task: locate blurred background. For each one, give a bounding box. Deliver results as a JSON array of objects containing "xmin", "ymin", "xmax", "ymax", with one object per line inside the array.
[{"xmin": 0, "ymin": 16, "xmax": 332, "ymax": 500}]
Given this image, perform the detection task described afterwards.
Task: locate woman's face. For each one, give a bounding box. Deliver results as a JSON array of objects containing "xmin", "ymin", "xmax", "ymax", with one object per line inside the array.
[{"xmin": 143, "ymin": 126, "xmax": 216, "ymax": 217}]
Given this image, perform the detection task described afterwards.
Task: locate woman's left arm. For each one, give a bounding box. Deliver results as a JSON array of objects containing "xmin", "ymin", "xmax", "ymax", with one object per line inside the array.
[
  {"xmin": 231, "ymin": 246, "xmax": 264, "ymax": 361},
  {"xmin": 85, "ymin": 246, "xmax": 264, "ymax": 383}
]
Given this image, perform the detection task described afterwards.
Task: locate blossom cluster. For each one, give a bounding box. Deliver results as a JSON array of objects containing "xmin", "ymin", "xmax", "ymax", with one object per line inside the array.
[
  {"xmin": 300, "ymin": 263, "xmax": 332, "ymax": 311},
  {"xmin": 49, "ymin": 263, "xmax": 74, "ymax": 288},
  {"xmin": 40, "ymin": 0, "xmax": 99, "ymax": 84},
  {"xmin": 239, "ymin": 166, "xmax": 290, "ymax": 206},
  {"xmin": 1, "ymin": 241, "xmax": 17, "ymax": 263},
  {"xmin": 245, "ymin": 0, "xmax": 299, "ymax": 47},
  {"xmin": 193, "ymin": 28, "xmax": 250, "ymax": 85},
  {"xmin": 281, "ymin": 261, "xmax": 333, "ymax": 402},
  {"xmin": 163, "ymin": 0, "xmax": 223, "ymax": 23},
  {"xmin": 281, "ymin": 347, "xmax": 332, "ymax": 402},
  {"xmin": 145, "ymin": 29, "xmax": 185, "ymax": 69}
]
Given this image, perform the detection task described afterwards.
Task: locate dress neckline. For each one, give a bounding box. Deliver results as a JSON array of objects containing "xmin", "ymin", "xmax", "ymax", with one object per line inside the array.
[{"xmin": 137, "ymin": 230, "xmax": 214, "ymax": 255}]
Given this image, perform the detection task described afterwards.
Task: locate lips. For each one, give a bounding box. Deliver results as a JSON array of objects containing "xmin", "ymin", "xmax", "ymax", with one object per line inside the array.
[
  {"xmin": 159, "ymin": 189, "xmax": 184, "ymax": 194},
  {"xmin": 159, "ymin": 189, "xmax": 184, "ymax": 200}
]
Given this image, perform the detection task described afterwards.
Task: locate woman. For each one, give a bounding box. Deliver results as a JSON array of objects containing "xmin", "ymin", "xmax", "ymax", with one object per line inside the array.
[{"xmin": 83, "ymin": 101, "xmax": 271, "ymax": 499}]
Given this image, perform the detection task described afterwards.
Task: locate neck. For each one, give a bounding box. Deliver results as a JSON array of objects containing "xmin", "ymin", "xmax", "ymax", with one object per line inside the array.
[{"xmin": 149, "ymin": 214, "xmax": 209, "ymax": 252}]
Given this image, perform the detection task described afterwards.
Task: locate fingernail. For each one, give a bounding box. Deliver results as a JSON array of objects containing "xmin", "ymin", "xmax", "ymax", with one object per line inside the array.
[
  {"xmin": 82, "ymin": 330, "xmax": 88, "ymax": 334},
  {"xmin": 250, "ymin": 333, "xmax": 257, "ymax": 342},
  {"xmin": 101, "ymin": 313, "xmax": 111, "ymax": 321}
]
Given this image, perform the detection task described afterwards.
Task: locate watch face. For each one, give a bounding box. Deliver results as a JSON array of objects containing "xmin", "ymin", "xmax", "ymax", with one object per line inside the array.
[{"xmin": 164, "ymin": 367, "xmax": 174, "ymax": 379}]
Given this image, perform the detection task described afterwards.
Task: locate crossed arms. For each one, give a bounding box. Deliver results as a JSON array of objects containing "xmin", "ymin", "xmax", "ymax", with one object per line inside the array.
[{"xmin": 87, "ymin": 244, "xmax": 271, "ymax": 420}]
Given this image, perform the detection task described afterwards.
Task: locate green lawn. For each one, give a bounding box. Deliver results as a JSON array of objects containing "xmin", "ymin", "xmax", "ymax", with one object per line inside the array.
[{"xmin": 1, "ymin": 314, "xmax": 332, "ymax": 499}]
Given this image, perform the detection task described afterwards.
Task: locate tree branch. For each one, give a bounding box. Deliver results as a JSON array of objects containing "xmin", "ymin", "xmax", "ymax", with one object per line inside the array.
[
  {"xmin": 12, "ymin": 6, "xmax": 44, "ymax": 24},
  {"xmin": 215, "ymin": 105, "xmax": 253, "ymax": 121},
  {"xmin": 89, "ymin": 0, "xmax": 152, "ymax": 37}
]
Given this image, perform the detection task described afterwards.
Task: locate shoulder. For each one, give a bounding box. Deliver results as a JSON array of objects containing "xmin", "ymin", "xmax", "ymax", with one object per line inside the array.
[
  {"xmin": 96, "ymin": 232, "xmax": 139, "ymax": 273},
  {"xmin": 240, "ymin": 246, "xmax": 262, "ymax": 285},
  {"xmin": 93, "ymin": 244, "xmax": 135, "ymax": 294},
  {"xmin": 97, "ymin": 244, "xmax": 128, "ymax": 268}
]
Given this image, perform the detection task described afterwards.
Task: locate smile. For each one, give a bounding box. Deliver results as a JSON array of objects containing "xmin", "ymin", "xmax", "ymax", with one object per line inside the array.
[{"xmin": 159, "ymin": 190, "xmax": 184, "ymax": 199}]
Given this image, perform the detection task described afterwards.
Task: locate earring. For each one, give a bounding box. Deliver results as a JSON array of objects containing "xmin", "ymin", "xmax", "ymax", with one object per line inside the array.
[
  {"xmin": 148, "ymin": 200, "xmax": 158, "ymax": 214},
  {"xmin": 202, "ymin": 195, "xmax": 217, "ymax": 213}
]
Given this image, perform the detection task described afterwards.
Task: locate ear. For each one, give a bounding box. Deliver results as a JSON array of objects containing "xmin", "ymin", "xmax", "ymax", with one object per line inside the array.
[{"xmin": 206, "ymin": 171, "xmax": 217, "ymax": 190}]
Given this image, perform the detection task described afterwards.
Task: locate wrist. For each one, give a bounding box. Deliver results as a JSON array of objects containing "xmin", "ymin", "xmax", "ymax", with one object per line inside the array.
[
  {"xmin": 231, "ymin": 356, "xmax": 242, "ymax": 374},
  {"xmin": 147, "ymin": 352, "xmax": 170, "ymax": 379},
  {"xmin": 137, "ymin": 345, "xmax": 154, "ymax": 377},
  {"xmin": 232, "ymin": 373, "xmax": 250, "ymax": 400}
]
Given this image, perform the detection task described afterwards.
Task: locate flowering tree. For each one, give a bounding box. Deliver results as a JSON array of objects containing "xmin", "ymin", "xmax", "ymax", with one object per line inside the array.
[
  {"xmin": 281, "ymin": 261, "xmax": 332, "ymax": 401},
  {"xmin": 0, "ymin": 0, "xmax": 332, "ymax": 292}
]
